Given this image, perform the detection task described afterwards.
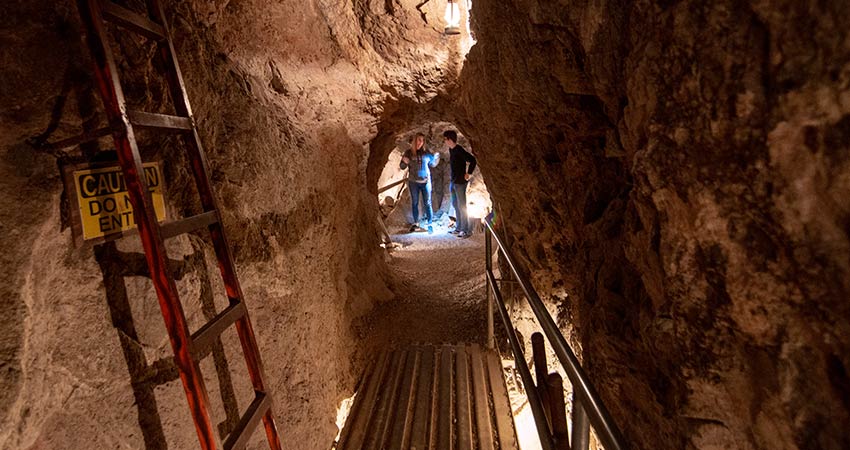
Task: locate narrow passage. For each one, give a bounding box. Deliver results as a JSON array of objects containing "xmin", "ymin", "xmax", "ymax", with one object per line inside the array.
[
  {"xmin": 361, "ymin": 231, "xmax": 488, "ymax": 348},
  {"xmin": 340, "ymin": 231, "xmax": 523, "ymax": 450}
]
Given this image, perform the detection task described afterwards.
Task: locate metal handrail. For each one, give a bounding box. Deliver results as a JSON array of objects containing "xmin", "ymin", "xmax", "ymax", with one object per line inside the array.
[
  {"xmin": 376, "ymin": 176, "xmax": 409, "ymax": 246},
  {"xmin": 487, "ymin": 269, "xmax": 556, "ymax": 450},
  {"xmin": 484, "ymin": 212, "xmax": 626, "ymax": 450},
  {"xmin": 377, "ymin": 176, "xmax": 408, "ymax": 194}
]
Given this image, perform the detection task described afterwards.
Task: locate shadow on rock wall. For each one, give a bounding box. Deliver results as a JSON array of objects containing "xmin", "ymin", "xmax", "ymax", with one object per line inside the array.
[{"xmin": 93, "ymin": 238, "xmax": 246, "ymax": 448}]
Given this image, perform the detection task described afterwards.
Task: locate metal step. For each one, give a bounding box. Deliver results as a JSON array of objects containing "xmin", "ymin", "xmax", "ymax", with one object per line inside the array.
[{"xmin": 338, "ymin": 344, "xmax": 519, "ymax": 450}]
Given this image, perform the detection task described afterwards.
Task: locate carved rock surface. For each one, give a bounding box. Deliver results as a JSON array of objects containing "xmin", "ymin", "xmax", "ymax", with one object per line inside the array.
[
  {"xmin": 1, "ymin": 0, "xmax": 847, "ymax": 449},
  {"xmin": 0, "ymin": 0, "xmax": 463, "ymax": 448},
  {"xmin": 456, "ymin": 1, "xmax": 850, "ymax": 449}
]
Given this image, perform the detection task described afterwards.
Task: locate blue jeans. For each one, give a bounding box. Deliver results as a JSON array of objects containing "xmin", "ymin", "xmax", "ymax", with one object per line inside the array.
[
  {"xmin": 409, "ymin": 180, "xmax": 433, "ymax": 224},
  {"xmin": 451, "ymin": 182, "xmax": 470, "ymax": 233}
]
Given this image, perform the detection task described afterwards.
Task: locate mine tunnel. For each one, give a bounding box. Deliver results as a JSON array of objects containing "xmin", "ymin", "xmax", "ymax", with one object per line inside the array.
[{"xmin": 1, "ymin": 1, "xmax": 849, "ymax": 450}]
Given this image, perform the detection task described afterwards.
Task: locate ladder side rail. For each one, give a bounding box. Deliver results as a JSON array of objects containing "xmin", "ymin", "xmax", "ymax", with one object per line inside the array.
[
  {"xmin": 144, "ymin": 0, "xmax": 248, "ymax": 307},
  {"xmin": 76, "ymin": 1, "xmax": 218, "ymax": 449},
  {"xmin": 144, "ymin": 2, "xmax": 282, "ymax": 448}
]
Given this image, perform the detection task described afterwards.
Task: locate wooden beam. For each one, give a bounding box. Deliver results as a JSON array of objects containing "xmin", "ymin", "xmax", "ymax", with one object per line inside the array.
[
  {"xmin": 223, "ymin": 392, "xmax": 271, "ymax": 450},
  {"xmin": 161, "ymin": 211, "xmax": 218, "ymax": 239},
  {"xmin": 190, "ymin": 302, "xmax": 246, "ymax": 359}
]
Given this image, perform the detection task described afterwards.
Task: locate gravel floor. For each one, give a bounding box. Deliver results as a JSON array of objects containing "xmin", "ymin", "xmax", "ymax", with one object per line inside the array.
[{"xmin": 360, "ymin": 227, "xmax": 489, "ymax": 348}]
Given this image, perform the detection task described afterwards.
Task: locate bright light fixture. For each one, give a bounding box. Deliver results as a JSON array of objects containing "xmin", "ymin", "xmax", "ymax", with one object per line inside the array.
[
  {"xmin": 444, "ymin": 0, "xmax": 461, "ymax": 35},
  {"xmin": 467, "ymin": 198, "xmax": 489, "ymax": 219}
]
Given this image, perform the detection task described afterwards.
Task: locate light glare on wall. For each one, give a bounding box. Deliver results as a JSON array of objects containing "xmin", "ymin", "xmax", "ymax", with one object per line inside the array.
[{"xmin": 444, "ymin": 0, "xmax": 461, "ymax": 35}]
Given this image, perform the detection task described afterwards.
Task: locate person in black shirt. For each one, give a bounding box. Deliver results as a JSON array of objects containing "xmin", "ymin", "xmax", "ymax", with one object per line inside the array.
[{"xmin": 443, "ymin": 130, "xmax": 477, "ymax": 238}]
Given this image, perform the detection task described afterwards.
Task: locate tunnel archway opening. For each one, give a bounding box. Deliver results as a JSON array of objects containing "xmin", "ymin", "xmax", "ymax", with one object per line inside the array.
[
  {"xmin": 360, "ymin": 117, "xmax": 495, "ymax": 347},
  {"xmin": 363, "ymin": 119, "xmax": 564, "ymax": 450},
  {"xmin": 376, "ymin": 122, "xmax": 491, "ymax": 239}
]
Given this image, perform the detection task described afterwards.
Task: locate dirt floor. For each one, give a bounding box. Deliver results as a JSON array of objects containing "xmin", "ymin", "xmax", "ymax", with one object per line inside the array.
[
  {"xmin": 351, "ymin": 226, "xmax": 549, "ymax": 450},
  {"xmin": 356, "ymin": 224, "xmax": 488, "ymax": 349}
]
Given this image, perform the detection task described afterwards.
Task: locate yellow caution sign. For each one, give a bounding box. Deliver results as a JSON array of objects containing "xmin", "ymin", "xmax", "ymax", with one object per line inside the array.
[{"xmin": 72, "ymin": 162, "xmax": 166, "ymax": 240}]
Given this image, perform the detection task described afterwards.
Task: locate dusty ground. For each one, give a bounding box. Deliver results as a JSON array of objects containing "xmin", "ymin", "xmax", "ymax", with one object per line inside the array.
[
  {"xmin": 356, "ymin": 225, "xmax": 488, "ymax": 349},
  {"xmin": 353, "ymin": 227, "xmax": 551, "ymax": 450}
]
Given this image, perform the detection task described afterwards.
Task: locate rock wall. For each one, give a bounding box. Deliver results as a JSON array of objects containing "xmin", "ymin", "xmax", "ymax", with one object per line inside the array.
[
  {"xmin": 456, "ymin": 0, "xmax": 850, "ymax": 449},
  {"xmin": 3, "ymin": 0, "xmax": 848, "ymax": 448},
  {"xmin": 0, "ymin": 0, "xmax": 464, "ymax": 448}
]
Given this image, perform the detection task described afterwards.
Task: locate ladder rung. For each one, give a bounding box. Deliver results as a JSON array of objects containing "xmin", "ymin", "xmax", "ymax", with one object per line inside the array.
[
  {"xmin": 160, "ymin": 211, "xmax": 218, "ymax": 239},
  {"xmin": 190, "ymin": 301, "xmax": 246, "ymax": 359},
  {"xmin": 127, "ymin": 110, "xmax": 192, "ymax": 130},
  {"xmin": 43, "ymin": 126, "xmax": 113, "ymax": 150},
  {"xmin": 224, "ymin": 392, "xmax": 271, "ymax": 450},
  {"xmin": 101, "ymin": 1, "xmax": 166, "ymax": 41}
]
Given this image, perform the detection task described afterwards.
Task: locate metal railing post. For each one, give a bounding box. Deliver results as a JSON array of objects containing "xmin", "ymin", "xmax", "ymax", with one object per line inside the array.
[
  {"xmin": 532, "ymin": 332, "xmax": 552, "ymax": 425},
  {"xmin": 548, "ymin": 373, "xmax": 570, "ymax": 450},
  {"xmin": 485, "ymin": 227, "xmax": 494, "ymax": 349},
  {"xmin": 483, "ymin": 213, "xmax": 626, "ymax": 450},
  {"xmin": 571, "ymin": 392, "xmax": 590, "ymax": 450},
  {"xmin": 487, "ymin": 270, "xmax": 555, "ymax": 450}
]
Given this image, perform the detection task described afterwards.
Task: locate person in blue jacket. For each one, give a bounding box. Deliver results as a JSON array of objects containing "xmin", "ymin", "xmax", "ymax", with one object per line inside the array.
[{"xmin": 400, "ymin": 133, "xmax": 440, "ymax": 233}]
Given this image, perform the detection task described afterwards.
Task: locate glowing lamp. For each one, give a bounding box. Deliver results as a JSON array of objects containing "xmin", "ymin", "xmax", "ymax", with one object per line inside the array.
[
  {"xmin": 467, "ymin": 201, "xmax": 487, "ymax": 219},
  {"xmin": 444, "ymin": 0, "xmax": 461, "ymax": 35}
]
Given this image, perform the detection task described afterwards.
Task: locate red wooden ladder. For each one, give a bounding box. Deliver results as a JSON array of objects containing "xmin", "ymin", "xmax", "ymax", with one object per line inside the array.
[{"xmin": 74, "ymin": 1, "xmax": 282, "ymax": 449}]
